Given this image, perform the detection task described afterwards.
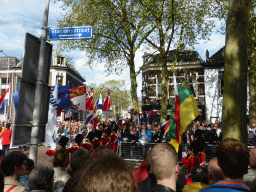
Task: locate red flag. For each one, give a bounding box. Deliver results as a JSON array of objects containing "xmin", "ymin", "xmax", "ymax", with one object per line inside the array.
[
  {"xmin": 102, "ymin": 90, "xmax": 110, "ymax": 111},
  {"xmin": 86, "ymin": 88, "xmax": 94, "ymax": 110},
  {"xmin": 173, "ymin": 94, "xmax": 180, "ymax": 143},
  {"xmin": 69, "ymin": 86, "xmax": 86, "ymax": 99},
  {"xmin": 89, "ymin": 118, "xmax": 99, "ymax": 130}
]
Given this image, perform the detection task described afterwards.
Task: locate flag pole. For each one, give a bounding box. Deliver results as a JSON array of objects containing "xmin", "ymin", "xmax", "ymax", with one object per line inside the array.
[{"xmin": 69, "ymin": 110, "xmax": 72, "ymax": 147}]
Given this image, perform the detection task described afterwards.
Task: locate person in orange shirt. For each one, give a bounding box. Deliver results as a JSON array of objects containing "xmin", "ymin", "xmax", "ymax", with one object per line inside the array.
[{"xmin": 0, "ymin": 123, "xmax": 12, "ymax": 155}]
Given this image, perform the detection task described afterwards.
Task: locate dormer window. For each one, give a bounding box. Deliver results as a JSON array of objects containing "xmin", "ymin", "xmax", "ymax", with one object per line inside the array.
[{"xmin": 57, "ymin": 56, "xmax": 65, "ymax": 66}]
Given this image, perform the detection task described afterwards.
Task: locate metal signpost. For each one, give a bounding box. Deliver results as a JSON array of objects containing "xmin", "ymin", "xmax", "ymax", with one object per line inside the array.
[
  {"xmin": 48, "ymin": 26, "xmax": 93, "ymax": 40},
  {"xmin": 24, "ymin": 0, "xmax": 93, "ymax": 164}
]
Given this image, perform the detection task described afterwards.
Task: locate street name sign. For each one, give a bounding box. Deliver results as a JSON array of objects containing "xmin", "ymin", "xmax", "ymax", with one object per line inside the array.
[{"xmin": 48, "ymin": 26, "xmax": 93, "ymax": 40}]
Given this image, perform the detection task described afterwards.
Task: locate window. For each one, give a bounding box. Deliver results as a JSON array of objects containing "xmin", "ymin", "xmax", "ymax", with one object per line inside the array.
[
  {"xmin": 190, "ymin": 76, "xmax": 198, "ymax": 98},
  {"xmin": 157, "ymin": 78, "xmax": 162, "ymax": 98},
  {"xmin": 57, "ymin": 57, "xmax": 65, "ymax": 66},
  {"xmin": 1, "ymin": 78, "xmax": 7, "ymax": 84},
  {"xmin": 56, "ymin": 76, "xmax": 63, "ymax": 86},
  {"xmin": 1, "ymin": 89, "xmax": 5, "ymax": 95},
  {"xmin": 219, "ymin": 71, "xmax": 224, "ymax": 96}
]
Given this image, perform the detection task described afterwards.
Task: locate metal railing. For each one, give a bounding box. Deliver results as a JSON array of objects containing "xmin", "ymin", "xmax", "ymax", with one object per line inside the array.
[{"xmin": 118, "ymin": 141, "xmax": 255, "ymax": 163}]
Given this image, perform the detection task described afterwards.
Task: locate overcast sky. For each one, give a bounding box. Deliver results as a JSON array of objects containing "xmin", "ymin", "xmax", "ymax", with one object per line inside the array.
[{"xmin": 0, "ymin": 0, "xmax": 226, "ymax": 96}]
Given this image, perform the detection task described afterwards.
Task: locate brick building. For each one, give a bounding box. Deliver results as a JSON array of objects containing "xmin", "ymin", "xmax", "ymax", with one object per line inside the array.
[{"xmin": 140, "ymin": 48, "xmax": 206, "ymax": 123}]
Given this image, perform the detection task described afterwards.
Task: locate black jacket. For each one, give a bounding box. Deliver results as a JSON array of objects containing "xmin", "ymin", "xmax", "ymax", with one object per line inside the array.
[{"xmin": 150, "ymin": 185, "xmax": 175, "ymax": 192}]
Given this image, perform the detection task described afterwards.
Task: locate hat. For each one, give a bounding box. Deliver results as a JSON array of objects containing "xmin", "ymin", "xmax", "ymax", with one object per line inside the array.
[
  {"xmin": 58, "ymin": 136, "xmax": 69, "ymax": 147},
  {"xmin": 194, "ymin": 129, "xmax": 204, "ymax": 138},
  {"xmin": 75, "ymin": 134, "xmax": 84, "ymax": 144}
]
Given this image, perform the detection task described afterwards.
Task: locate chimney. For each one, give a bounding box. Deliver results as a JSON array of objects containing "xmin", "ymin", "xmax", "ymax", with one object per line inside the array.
[
  {"xmin": 206, "ymin": 50, "xmax": 209, "ymax": 61},
  {"xmin": 180, "ymin": 43, "xmax": 185, "ymax": 52}
]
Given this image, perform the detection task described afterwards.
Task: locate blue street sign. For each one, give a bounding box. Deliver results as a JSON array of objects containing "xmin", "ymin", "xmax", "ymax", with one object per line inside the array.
[{"xmin": 48, "ymin": 26, "xmax": 93, "ymax": 40}]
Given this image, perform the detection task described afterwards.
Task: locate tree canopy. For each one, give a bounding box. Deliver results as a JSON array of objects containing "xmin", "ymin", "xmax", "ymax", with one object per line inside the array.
[{"xmin": 127, "ymin": 0, "xmax": 216, "ymax": 122}]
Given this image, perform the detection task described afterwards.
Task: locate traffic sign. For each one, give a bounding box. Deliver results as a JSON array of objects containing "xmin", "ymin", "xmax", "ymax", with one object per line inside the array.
[{"xmin": 48, "ymin": 26, "xmax": 93, "ymax": 40}]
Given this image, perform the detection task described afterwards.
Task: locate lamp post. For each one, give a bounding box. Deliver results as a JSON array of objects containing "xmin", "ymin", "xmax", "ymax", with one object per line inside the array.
[{"xmin": 0, "ymin": 50, "xmax": 10, "ymax": 121}]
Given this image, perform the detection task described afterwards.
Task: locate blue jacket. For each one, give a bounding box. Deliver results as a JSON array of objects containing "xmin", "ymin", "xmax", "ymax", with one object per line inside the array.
[
  {"xmin": 200, "ymin": 180, "xmax": 250, "ymax": 192},
  {"xmin": 138, "ymin": 129, "xmax": 152, "ymax": 142}
]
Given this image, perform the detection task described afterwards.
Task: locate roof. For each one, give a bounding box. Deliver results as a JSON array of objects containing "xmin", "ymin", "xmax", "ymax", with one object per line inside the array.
[
  {"xmin": 205, "ymin": 46, "xmax": 251, "ymax": 67},
  {"xmin": 9, "ymin": 60, "xmax": 85, "ymax": 82},
  {"xmin": 144, "ymin": 49, "xmax": 204, "ymax": 65},
  {"xmin": 205, "ymin": 46, "xmax": 225, "ymax": 67}
]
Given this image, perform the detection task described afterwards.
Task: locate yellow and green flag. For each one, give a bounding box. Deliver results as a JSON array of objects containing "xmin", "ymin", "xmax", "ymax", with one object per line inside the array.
[{"xmin": 164, "ymin": 76, "xmax": 199, "ymax": 152}]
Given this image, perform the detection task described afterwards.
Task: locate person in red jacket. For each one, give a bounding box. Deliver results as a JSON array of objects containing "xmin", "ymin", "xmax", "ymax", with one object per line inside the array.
[
  {"xmin": 111, "ymin": 126, "xmax": 119, "ymax": 153},
  {"xmin": 181, "ymin": 132, "xmax": 205, "ymax": 185},
  {"xmin": 84, "ymin": 132, "xmax": 95, "ymax": 154},
  {"xmin": 0, "ymin": 123, "xmax": 12, "ymax": 155},
  {"xmin": 102, "ymin": 128, "xmax": 112, "ymax": 147}
]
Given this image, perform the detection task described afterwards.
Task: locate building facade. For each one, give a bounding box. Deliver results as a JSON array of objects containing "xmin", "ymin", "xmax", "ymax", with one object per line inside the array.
[
  {"xmin": 140, "ymin": 49, "xmax": 206, "ymax": 123},
  {"xmin": 204, "ymin": 47, "xmax": 250, "ymax": 123},
  {"xmin": 140, "ymin": 47, "xmax": 250, "ymax": 125}
]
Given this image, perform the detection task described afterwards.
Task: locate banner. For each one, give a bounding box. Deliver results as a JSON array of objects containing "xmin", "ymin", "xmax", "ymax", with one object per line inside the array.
[{"xmin": 45, "ymin": 83, "xmax": 58, "ymax": 150}]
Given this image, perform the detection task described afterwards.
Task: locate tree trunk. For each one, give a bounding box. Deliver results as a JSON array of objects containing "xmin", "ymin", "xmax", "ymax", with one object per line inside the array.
[
  {"xmin": 249, "ymin": 53, "xmax": 256, "ymax": 125},
  {"xmin": 222, "ymin": 0, "xmax": 251, "ymax": 145},
  {"xmin": 129, "ymin": 58, "xmax": 139, "ymax": 110},
  {"xmin": 160, "ymin": 52, "xmax": 168, "ymax": 123}
]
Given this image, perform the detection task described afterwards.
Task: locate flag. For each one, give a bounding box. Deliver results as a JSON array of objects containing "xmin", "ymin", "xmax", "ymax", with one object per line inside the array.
[
  {"xmin": 102, "ymin": 90, "xmax": 110, "ymax": 111},
  {"xmin": 13, "ymin": 80, "xmax": 21, "ymax": 123},
  {"xmin": 167, "ymin": 75, "xmax": 199, "ymax": 152},
  {"xmin": 57, "ymin": 84, "xmax": 70, "ymax": 116},
  {"xmin": 85, "ymin": 91, "xmax": 102, "ymax": 125},
  {"xmin": 45, "ymin": 83, "xmax": 58, "ymax": 150},
  {"xmin": 69, "ymin": 86, "xmax": 86, "ymax": 111},
  {"xmin": 97, "ymin": 89, "xmax": 103, "ymax": 113},
  {"xmin": 86, "ymin": 88, "xmax": 94, "ymax": 110},
  {"xmin": 85, "ymin": 111, "xmax": 94, "ymax": 125},
  {"xmin": 163, "ymin": 119, "xmax": 170, "ymax": 136},
  {"xmin": 79, "ymin": 121, "xmax": 86, "ymax": 132},
  {"xmin": 65, "ymin": 112, "xmax": 70, "ymax": 119},
  {"xmin": 92, "ymin": 118, "xmax": 99, "ymax": 130},
  {"xmin": 0, "ymin": 88, "xmax": 9, "ymax": 111}
]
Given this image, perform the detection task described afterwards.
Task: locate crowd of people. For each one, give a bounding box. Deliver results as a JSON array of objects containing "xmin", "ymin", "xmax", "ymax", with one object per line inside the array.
[
  {"xmin": 0, "ymin": 117, "xmax": 256, "ymax": 191},
  {"xmin": 55, "ymin": 118, "xmax": 224, "ymax": 145},
  {"xmin": 0, "ymin": 138, "xmax": 255, "ymax": 191}
]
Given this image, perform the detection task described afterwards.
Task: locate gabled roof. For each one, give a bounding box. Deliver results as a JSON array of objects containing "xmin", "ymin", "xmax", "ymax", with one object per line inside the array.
[
  {"xmin": 205, "ymin": 46, "xmax": 251, "ymax": 67},
  {"xmin": 144, "ymin": 49, "xmax": 204, "ymax": 65},
  {"xmin": 205, "ymin": 46, "xmax": 225, "ymax": 67}
]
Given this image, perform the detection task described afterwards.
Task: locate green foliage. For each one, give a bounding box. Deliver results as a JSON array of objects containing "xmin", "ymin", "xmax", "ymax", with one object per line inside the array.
[
  {"xmin": 129, "ymin": 0, "xmax": 215, "ymax": 122},
  {"xmin": 55, "ymin": 0, "xmax": 157, "ymax": 110}
]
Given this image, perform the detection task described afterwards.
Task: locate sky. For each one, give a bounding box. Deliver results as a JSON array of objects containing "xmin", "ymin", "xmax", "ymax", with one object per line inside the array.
[{"xmin": 0, "ymin": 0, "xmax": 226, "ymax": 97}]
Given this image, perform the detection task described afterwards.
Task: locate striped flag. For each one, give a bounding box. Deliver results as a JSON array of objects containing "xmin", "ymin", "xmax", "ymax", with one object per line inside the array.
[
  {"xmin": 165, "ymin": 74, "xmax": 199, "ymax": 152},
  {"xmin": 0, "ymin": 88, "xmax": 9, "ymax": 111}
]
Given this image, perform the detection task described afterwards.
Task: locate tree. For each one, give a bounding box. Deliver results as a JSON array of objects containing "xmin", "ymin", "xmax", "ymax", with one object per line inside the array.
[
  {"xmin": 248, "ymin": 4, "xmax": 256, "ymax": 125},
  {"xmin": 128, "ymin": 0, "xmax": 215, "ymax": 122},
  {"xmin": 55, "ymin": 0, "xmax": 157, "ymax": 111},
  {"xmin": 222, "ymin": 0, "xmax": 251, "ymax": 144},
  {"xmin": 212, "ymin": 1, "xmax": 256, "ymax": 126},
  {"xmin": 87, "ymin": 80, "xmax": 131, "ymax": 119}
]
